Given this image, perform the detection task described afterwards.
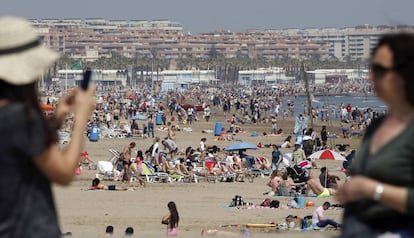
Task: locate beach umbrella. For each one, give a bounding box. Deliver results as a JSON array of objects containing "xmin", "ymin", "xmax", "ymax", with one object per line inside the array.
[
  {"xmin": 131, "ymin": 114, "xmax": 147, "ymax": 121},
  {"xmin": 40, "ymin": 103, "xmax": 54, "ymax": 111},
  {"xmin": 224, "ymin": 142, "xmax": 258, "ymax": 151},
  {"xmin": 126, "ymin": 94, "xmax": 138, "ymax": 100},
  {"xmin": 308, "ymin": 149, "xmax": 346, "ymax": 161}
]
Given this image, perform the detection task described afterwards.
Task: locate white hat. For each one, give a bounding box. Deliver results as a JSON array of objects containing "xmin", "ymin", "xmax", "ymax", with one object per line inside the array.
[{"xmin": 0, "ymin": 16, "xmax": 60, "ymax": 85}]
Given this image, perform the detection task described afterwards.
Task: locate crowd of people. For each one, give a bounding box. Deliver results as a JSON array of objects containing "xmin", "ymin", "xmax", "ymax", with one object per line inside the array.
[{"xmin": 2, "ymin": 15, "xmax": 414, "ymax": 237}]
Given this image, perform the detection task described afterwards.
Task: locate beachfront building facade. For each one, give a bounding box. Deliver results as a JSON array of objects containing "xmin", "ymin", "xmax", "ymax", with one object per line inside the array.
[
  {"xmin": 160, "ymin": 70, "xmax": 218, "ymax": 92},
  {"xmin": 275, "ymin": 25, "xmax": 414, "ymax": 60},
  {"xmin": 238, "ymin": 67, "xmax": 295, "ymax": 86},
  {"xmin": 306, "ymin": 68, "xmax": 369, "ymax": 86},
  {"xmin": 32, "ymin": 18, "xmax": 414, "ymax": 62},
  {"xmin": 57, "ymin": 69, "xmax": 127, "ymax": 88}
]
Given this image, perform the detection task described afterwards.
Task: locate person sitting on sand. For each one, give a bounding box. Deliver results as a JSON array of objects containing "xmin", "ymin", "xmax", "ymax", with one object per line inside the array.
[
  {"xmin": 312, "ymin": 201, "xmax": 342, "ymax": 229},
  {"xmin": 90, "ymin": 178, "xmax": 131, "ymax": 191},
  {"xmin": 278, "ymin": 172, "xmax": 306, "ymax": 196},
  {"xmin": 280, "ymin": 135, "xmax": 293, "ymax": 148},
  {"xmin": 267, "ymin": 170, "xmax": 283, "ymax": 196},
  {"xmin": 79, "ymin": 151, "xmax": 95, "ymax": 167}
]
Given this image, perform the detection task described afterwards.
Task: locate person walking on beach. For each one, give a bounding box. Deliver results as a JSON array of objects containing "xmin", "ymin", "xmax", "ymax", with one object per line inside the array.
[
  {"xmin": 162, "ymin": 201, "xmax": 179, "ymax": 236},
  {"xmin": 271, "ymin": 144, "xmax": 283, "ymax": 171},
  {"xmin": 147, "ymin": 116, "xmax": 155, "ymax": 138},
  {"xmin": 320, "ymin": 125, "xmax": 328, "ymax": 148},
  {"xmin": 134, "ymin": 150, "xmax": 146, "ymax": 187},
  {"xmin": 0, "ymin": 16, "xmax": 95, "ymax": 237}
]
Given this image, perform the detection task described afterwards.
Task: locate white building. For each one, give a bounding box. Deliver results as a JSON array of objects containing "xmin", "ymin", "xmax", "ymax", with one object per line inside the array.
[
  {"xmin": 160, "ymin": 70, "xmax": 218, "ymax": 92},
  {"xmin": 57, "ymin": 69, "xmax": 127, "ymax": 88},
  {"xmin": 238, "ymin": 67, "xmax": 295, "ymax": 86},
  {"xmin": 306, "ymin": 68, "xmax": 369, "ymax": 84}
]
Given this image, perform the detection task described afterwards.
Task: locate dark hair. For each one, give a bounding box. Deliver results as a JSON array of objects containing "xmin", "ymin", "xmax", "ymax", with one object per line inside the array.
[
  {"xmin": 136, "ymin": 150, "xmax": 143, "ymax": 159},
  {"xmin": 373, "ymin": 33, "xmax": 414, "ymax": 106},
  {"xmin": 129, "ymin": 142, "xmax": 136, "ymax": 147},
  {"xmin": 0, "ymin": 81, "xmax": 58, "ymax": 145},
  {"xmin": 167, "ymin": 201, "xmax": 179, "ymax": 229},
  {"xmin": 320, "ymin": 167, "xmax": 327, "ymax": 173},
  {"xmin": 92, "ymin": 178, "xmax": 100, "ymax": 187},
  {"xmin": 125, "ymin": 227, "xmax": 134, "ymax": 235},
  {"xmin": 323, "ymin": 201, "xmax": 331, "ymax": 207},
  {"xmin": 105, "ymin": 225, "xmax": 114, "ymax": 234}
]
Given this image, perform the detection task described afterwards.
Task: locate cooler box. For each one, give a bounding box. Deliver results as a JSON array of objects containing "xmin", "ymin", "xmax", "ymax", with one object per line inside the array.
[
  {"xmin": 297, "ymin": 196, "xmax": 306, "ymax": 208},
  {"xmin": 214, "ymin": 122, "xmax": 222, "ymax": 136},
  {"xmin": 89, "ymin": 125, "xmax": 99, "ymax": 142}
]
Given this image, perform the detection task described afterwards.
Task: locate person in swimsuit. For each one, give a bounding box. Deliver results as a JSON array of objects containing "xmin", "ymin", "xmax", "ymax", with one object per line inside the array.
[
  {"xmin": 162, "ymin": 201, "xmax": 179, "ymax": 236},
  {"xmin": 121, "ymin": 142, "xmax": 136, "ymax": 182},
  {"xmin": 90, "ymin": 178, "xmax": 130, "ymax": 191}
]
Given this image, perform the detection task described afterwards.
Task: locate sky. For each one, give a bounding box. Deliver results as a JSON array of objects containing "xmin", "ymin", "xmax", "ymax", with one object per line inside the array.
[{"xmin": 2, "ymin": 0, "xmax": 413, "ymax": 33}]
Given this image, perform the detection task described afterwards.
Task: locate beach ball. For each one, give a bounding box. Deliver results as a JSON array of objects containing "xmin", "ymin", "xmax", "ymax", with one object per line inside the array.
[{"xmin": 306, "ymin": 201, "xmax": 315, "ymax": 207}]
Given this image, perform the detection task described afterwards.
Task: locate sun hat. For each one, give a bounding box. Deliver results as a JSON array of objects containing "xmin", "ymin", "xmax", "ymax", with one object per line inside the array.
[{"xmin": 0, "ymin": 16, "xmax": 60, "ymax": 85}]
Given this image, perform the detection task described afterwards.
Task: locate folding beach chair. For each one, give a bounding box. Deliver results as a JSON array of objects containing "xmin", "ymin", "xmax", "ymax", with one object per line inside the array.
[
  {"xmin": 141, "ymin": 161, "xmax": 172, "ymax": 183},
  {"xmin": 108, "ymin": 149, "xmax": 121, "ymax": 164}
]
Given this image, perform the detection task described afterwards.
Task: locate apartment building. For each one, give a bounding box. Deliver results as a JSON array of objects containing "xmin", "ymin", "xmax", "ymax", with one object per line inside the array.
[
  {"xmin": 31, "ymin": 19, "xmax": 413, "ymax": 62},
  {"xmin": 275, "ymin": 25, "xmax": 414, "ymax": 60}
]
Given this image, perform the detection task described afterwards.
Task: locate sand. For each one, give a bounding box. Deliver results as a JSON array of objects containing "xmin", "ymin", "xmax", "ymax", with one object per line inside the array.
[{"xmin": 54, "ymin": 113, "xmax": 360, "ymax": 238}]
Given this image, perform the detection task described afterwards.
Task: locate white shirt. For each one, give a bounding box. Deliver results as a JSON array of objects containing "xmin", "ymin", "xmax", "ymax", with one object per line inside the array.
[
  {"xmin": 151, "ymin": 142, "xmax": 159, "ymax": 158},
  {"xmin": 312, "ymin": 206, "xmax": 324, "ymax": 225}
]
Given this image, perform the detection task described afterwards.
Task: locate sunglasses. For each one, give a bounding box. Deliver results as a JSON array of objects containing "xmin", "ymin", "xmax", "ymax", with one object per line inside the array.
[{"xmin": 370, "ymin": 63, "xmax": 395, "ymax": 76}]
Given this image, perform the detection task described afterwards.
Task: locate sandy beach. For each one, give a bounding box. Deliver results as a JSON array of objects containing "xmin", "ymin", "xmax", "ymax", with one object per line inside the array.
[{"xmin": 55, "ymin": 114, "xmax": 360, "ymax": 238}]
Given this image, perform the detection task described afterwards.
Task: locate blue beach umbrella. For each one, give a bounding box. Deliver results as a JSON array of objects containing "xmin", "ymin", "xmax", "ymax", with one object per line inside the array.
[{"xmin": 224, "ymin": 142, "xmax": 258, "ymax": 151}]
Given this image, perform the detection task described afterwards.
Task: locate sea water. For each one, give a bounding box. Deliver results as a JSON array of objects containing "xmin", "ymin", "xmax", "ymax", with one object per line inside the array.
[{"xmin": 286, "ymin": 94, "xmax": 386, "ymax": 121}]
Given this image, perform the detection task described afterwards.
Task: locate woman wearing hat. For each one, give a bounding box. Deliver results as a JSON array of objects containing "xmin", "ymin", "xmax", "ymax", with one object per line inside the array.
[{"xmin": 0, "ymin": 16, "xmax": 95, "ymax": 237}]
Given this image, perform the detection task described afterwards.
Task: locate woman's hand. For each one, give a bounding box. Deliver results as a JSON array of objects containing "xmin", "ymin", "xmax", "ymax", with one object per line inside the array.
[
  {"xmin": 335, "ymin": 175, "xmax": 376, "ymax": 204},
  {"xmin": 54, "ymin": 86, "xmax": 95, "ymax": 123},
  {"xmin": 54, "ymin": 89, "xmax": 77, "ymax": 122},
  {"xmin": 72, "ymin": 86, "xmax": 96, "ymax": 123}
]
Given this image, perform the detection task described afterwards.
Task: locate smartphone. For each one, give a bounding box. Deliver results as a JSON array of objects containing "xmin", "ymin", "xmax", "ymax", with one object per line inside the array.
[{"xmin": 81, "ymin": 68, "xmax": 92, "ymax": 90}]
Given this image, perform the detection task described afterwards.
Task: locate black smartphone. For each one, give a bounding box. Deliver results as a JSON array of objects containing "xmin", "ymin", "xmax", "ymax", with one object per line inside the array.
[{"xmin": 81, "ymin": 68, "xmax": 92, "ymax": 90}]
